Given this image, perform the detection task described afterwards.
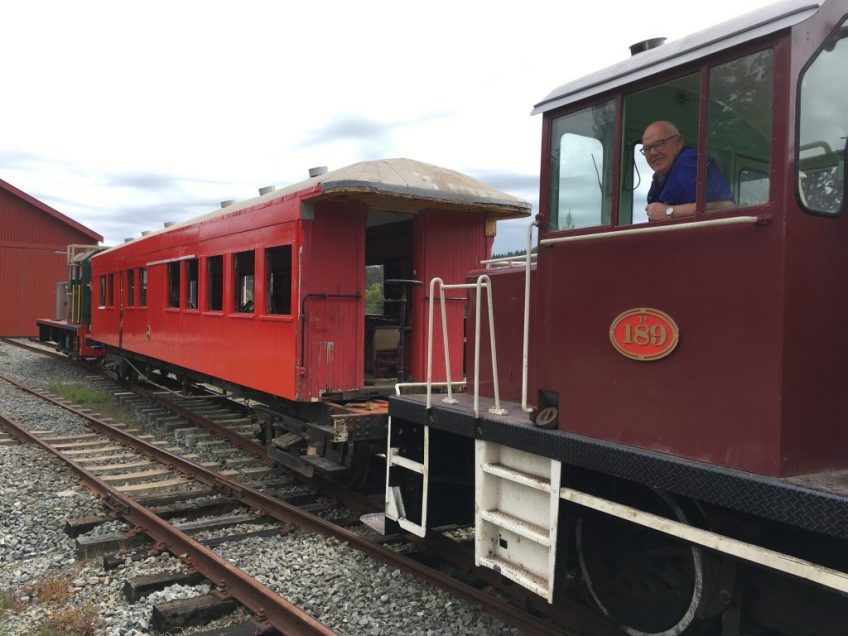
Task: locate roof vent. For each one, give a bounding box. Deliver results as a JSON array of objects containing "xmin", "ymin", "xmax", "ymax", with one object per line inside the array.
[
  {"xmin": 308, "ymin": 166, "xmax": 328, "ymax": 178},
  {"xmin": 163, "ymin": 221, "xmax": 175, "ymax": 228},
  {"xmin": 258, "ymin": 185, "xmax": 275, "ymax": 196},
  {"xmin": 629, "ymin": 37, "xmax": 666, "ymax": 56},
  {"xmin": 220, "ymin": 200, "xmax": 235, "ymax": 208},
  {"xmin": 141, "ymin": 231, "xmax": 151, "ymax": 236},
  {"xmin": 124, "ymin": 238, "xmax": 133, "ymax": 243}
]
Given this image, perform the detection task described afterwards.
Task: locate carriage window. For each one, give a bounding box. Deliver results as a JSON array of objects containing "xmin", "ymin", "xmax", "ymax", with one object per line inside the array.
[
  {"xmin": 266, "ymin": 245, "xmax": 292, "ymax": 315},
  {"xmin": 139, "ymin": 268, "xmax": 147, "ymax": 306},
  {"xmin": 708, "ymin": 49, "xmax": 773, "ymax": 208},
  {"xmin": 185, "ymin": 258, "xmax": 198, "ymax": 310},
  {"xmin": 138, "ymin": 267, "xmax": 147, "ymax": 307},
  {"xmin": 207, "ymin": 255, "xmax": 223, "ymax": 311},
  {"xmin": 127, "ymin": 269, "xmax": 135, "ymax": 306},
  {"xmin": 167, "ymin": 262, "xmax": 180, "ymax": 308},
  {"xmin": 99, "ymin": 275, "xmax": 106, "ymax": 307},
  {"xmin": 549, "ymin": 100, "xmax": 615, "ymax": 231},
  {"xmin": 798, "ymin": 18, "xmax": 847, "ymax": 216},
  {"xmin": 234, "ymin": 250, "xmax": 255, "ymax": 313},
  {"xmin": 107, "ymin": 273, "xmax": 114, "ymax": 306}
]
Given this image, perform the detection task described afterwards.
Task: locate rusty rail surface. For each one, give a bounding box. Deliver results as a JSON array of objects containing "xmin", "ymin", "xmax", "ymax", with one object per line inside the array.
[
  {"xmin": 1, "ymin": 368, "xmax": 618, "ymax": 635},
  {"xmin": 0, "ymin": 410, "xmax": 334, "ymax": 636}
]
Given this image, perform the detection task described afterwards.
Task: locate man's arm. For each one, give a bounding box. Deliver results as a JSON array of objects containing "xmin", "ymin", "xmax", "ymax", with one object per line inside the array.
[{"xmin": 646, "ymin": 199, "xmax": 734, "ymax": 221}]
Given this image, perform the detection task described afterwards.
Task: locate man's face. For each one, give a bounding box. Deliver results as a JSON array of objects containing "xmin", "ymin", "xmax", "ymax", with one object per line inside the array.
[{"xmin": 642, "ymin": 127, "xmax": 683, "ymax": 175}]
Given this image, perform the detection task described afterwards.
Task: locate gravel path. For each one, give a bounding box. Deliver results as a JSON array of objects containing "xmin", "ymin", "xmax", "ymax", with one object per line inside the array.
[{"xmin": 0, "ymin": 341, "xmax": 524, "ymax": 635}]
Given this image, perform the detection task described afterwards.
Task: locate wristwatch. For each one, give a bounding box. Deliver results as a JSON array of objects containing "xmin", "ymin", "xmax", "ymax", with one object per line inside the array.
[{"xmin": 666, "ymin": 207, "xmax": 674, "ymax": 217}]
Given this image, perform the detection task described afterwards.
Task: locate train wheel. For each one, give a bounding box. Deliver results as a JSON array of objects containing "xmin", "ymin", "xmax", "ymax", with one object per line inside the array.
[{"xmin": 576, "ymin": 485, "xmax": 715, "ymax": 635}]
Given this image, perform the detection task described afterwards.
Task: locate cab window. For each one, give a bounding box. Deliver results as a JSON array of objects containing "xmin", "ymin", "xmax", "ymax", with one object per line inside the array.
[
  {"xmin": 549, "ymin": 100, "xmax": 615, "ymax": 231},
  {"xmin": 798, "ymin": 18, "xmax": 847, "ymax": 216},
  {"xmin": 621, "ymin": 72, "xmax": 700, "ymax": 225},
  {"xmin": 708, "ymin": 49, "xmax": 774, "ymax": 208}
]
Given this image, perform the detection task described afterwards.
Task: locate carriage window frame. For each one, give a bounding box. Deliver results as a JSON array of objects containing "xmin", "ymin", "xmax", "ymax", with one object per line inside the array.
[
  {"xmin": 265, "ymin": 245, "xmax": 292, "ymax": 316},
  {"xmin": 167, "ymin": 261, "xmax": 180, "ymax": 309},
  {"xmin": 107, "ymin": 273, "xmax": 114, "ymax": 307},
  {"xmin": 796, "ymin": 16, "xmax": 847, "ymax": 217},
  {"xmin": 98, "ymin": 275, "xmax": 106, "ymax": 307},
  {"xmin": 206, "ymin": 255, "xmax": 224, "ymax": 312},
  {"xmin": 127, "ymin": 269, "xmax": 135, "ymax": 306},
  {"xmin": 185, "ymin": 258, "xmax": 199, "ymax": 311},
  {"xmin": 139, "ymin": 267, "xmax": 147, "ymax": 307},
  {"xmin": 233, "ymin": 250, "xmax": 255, "ymax": 314}
]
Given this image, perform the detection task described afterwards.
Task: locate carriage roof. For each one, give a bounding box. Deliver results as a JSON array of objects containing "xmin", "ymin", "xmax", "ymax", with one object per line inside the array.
[{"xmin": 104, "ymin": 158, "xmax": 531, "ymax": 253}]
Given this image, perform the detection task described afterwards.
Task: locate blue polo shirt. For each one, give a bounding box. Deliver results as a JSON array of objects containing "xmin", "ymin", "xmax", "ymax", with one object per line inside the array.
[{"xmin": 647, "ymin": 146, "xmax": 734, "ymax": 205}]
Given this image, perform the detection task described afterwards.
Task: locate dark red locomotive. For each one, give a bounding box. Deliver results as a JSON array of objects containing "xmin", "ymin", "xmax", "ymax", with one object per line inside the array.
[{"xmin": 385, "ymin": 2, "xmax": 848, "ymax": 634}]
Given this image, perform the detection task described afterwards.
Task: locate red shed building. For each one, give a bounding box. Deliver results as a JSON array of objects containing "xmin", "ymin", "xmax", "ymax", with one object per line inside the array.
[{"xmin": 0, "ymin": 178, "xmax": 102, "ymax": 336}]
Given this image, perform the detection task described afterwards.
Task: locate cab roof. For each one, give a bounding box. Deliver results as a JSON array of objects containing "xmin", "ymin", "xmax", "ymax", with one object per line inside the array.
[{"xmin": 532, "ymin": 0, "xmax": 821, "ymax": 115}]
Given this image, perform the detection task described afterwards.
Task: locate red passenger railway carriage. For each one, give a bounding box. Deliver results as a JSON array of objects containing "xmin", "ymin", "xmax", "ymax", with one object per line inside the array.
[
  {"xmin": 77, "ymin": 159, "xmax": 530, "ymax": 477},
  {"xmin": 385, "ymin": 1, "xmax": 848, "ymax": 634}
]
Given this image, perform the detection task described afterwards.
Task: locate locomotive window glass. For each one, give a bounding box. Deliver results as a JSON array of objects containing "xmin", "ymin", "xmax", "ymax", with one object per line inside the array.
[
  {"xmin": 207, "ymin": 256, "xmax": 223, "ymax": 311},
  {"xmin": 266, "ymin": 245, "xmax": 292, "ymax": 315},
  {"xmin": 139, "ymin": 268, "xmax": 147, "ymax": 306},
  {"xmin": 107, "ymin": 273, "xmax": 114, "ymax": 306},
  {"xmin": 127, "ymin": 269, "xmax": 135, "ymax": 306},
  {"xmin": 365, "ymin": 265, "xmax": 384, "ymax": 316},
  {"xmin": 708, "ymin": 49, "xmax": 773, "ymax": 208},
  {"xmin": 549, "ymin": 100, "xmax": 615, "ymax": 231},
  {"xmin": 185, "ymin": 258, "xmax": 198, "ymax": 310},
  {"xmin": 798, "ymin": 18, "xmax": 847, "ymax": 216},
  {"xmin": 167, "ymin": 261, "xmax": 180, "ymax": 308},
  {"xmin": 98, "ymin": 275, "xmax": 106, "ymax": 307},
  {"xmin": 738, "ymin": 168, "xmax": 770, "ymax": 207},
  {"xmin": 620, "ymin": 72, "xmax": 700, "ymax": 224},
  {"xmin": 234, "ymin": 250, "xmax": 255, "ymax": 313}
]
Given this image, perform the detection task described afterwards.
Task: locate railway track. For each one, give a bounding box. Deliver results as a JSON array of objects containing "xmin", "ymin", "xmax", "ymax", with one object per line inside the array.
[{"xmin": 0, "ymin": 341, "xmax": 618, "ymax": 635}]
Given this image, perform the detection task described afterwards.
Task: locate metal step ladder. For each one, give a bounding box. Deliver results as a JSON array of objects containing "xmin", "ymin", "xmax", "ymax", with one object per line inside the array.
[
  {"xmin": 384, "ymin": 418, "xmax": 428, "ymax": 537},
  {"xmin": 475, "ymin": 439, "xmax": 561, "ymax": 602}
]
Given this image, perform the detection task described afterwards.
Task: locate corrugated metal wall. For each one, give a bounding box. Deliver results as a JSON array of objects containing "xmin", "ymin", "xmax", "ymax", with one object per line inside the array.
[{"xmin": 0, "ymin": 189, "xmax": 98, "ymax": 335}]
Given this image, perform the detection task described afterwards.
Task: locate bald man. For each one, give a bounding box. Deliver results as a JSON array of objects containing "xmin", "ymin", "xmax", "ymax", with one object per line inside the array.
[{"xmin": 642, "ymin": 121, "xmax": 734, "ymax": 222}]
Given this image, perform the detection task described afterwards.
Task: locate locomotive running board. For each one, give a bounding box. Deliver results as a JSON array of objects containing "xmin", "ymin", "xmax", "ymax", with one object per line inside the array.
[{"xmin": 475, "ymin": 440, "xmax": 561, "ymax": 603}]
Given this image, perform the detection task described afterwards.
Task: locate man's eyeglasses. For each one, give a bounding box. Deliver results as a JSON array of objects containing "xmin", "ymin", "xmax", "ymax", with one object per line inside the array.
[{"xmin": 639, "ymin": 134, "xmax": 679, "ymax": 155}]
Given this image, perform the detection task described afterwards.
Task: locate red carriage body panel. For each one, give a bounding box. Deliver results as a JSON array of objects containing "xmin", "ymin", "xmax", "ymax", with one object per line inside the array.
[{"xmin": 89, "ymin": 159, "xmax": 530, "ymax": 403}]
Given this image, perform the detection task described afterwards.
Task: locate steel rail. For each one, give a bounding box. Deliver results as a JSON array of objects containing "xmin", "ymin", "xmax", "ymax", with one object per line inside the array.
[
  {"xmin": 127, "ymin": 384, "xmax": 380, "ymax": 516},
  {"xmin": 0, "ymin": 336, "xmax": 68, "ymax": 360},
  {"xmin": 0, "ymin": 370, "xmax": 571, "ymax": 635},
  {"xmin": 0, "ymin": 411, "xmax": 334, "ymax": 636}
]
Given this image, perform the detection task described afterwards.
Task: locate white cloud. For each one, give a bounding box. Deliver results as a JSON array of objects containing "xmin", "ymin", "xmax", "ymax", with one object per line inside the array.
[{"xmin": 1, "ymin": 0, "xmax": 776, "ymax": 250}]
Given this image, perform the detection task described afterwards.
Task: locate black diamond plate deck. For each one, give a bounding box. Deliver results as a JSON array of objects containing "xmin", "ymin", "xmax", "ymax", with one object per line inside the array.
[{"xmin": 389, "ymin": 394, "xmax": 848, "ymax": 541}]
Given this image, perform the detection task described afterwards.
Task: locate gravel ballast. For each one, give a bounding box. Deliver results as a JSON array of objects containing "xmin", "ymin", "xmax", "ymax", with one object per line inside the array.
[{"xmin": 0, "ymin": 341, "xmax": 525, "ymax": 635}]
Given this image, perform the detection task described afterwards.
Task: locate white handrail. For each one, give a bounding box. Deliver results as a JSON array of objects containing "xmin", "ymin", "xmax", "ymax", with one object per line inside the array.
[
  {"xmin": 481, "ymin": 253, "xmax": 537, "ymax": 267},
  {"xmin": 539, "ymin": 215, "xmax": 760, "ymax": 246},
  {"xmin": 426, "ymin": 276, "xmax": 505, "ymax": 417},
  {"xmin": 521, "ymin": 222, "xmax": 536, "ymax": 413}
]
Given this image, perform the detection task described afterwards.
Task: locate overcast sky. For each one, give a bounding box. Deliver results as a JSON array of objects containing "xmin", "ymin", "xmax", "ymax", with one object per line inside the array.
[{"xmin": 1, "ymin": 0, "xmax": 776, "ymax": 252}]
